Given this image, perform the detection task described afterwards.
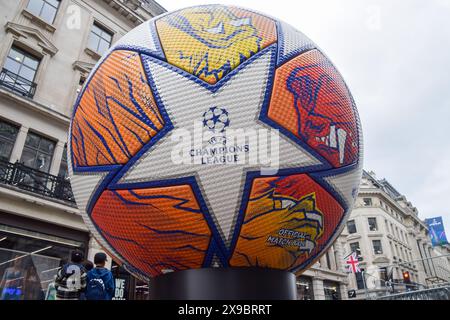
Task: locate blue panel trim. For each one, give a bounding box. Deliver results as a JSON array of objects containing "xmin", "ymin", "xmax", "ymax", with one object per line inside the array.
[
  {"xmin": 152, "ymin": 3, "xmax": 278, "ymax": 25},
  {"xmin": 289, "ymin": 163, "xmax": 360, "ymax": 274},
  {"xmin": 70, "ymin": 50, "xmax": 114, "ymax": 173},
  {"xmin": 258, "ymin": 71, "xmax": 332, "ymax": 169},
  {"xmin": 73, "ymin": 164, "xmax": 122, "ymax": 174},
  {"xmin": 85, "ymin": 169, "xmax": 119, "ymax": 215},
  {"xmin": 226, "ymin": 162, "xmax": 359, "ymax": 272},
  {"xmin": 114, "ymin": 19, "xmax": 166, "ymax": 62},
  {"xmin": 139, "ymin": 43, "xmax": 278, "ymax": 93},
  {"xmin": 227, "ymin": 163, "xmax": 330, "ymax": 261},
  {"xmin": 110, "ymin": 176, "xmax": 230, "ymax": 267},
  {"xmin": 276, "ymin": 20, "xmax": 316, "ymax": 67}
]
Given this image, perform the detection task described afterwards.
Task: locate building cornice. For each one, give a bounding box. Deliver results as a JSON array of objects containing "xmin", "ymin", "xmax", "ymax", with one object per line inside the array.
[
  {"xmin": 5, "ymin": 21, "xmax": 58, "ymax": 56},
  {"xmin": 358, "ymin": 188, "xmax": 425, "ymax": 225},
  {"xmin": 101, "ymin": 0, "xmax": 166, "ymax": 25},
  {"xmin": 73, "ymin": 60, "xmax": 95, "ymax": 74},
  {"xmin": 0, "ymin": 87, "xmax": 70, "ymax": 125},
  {"xmin": 0, "ymin": 185, "xmax": 79, "ymax": 215}
]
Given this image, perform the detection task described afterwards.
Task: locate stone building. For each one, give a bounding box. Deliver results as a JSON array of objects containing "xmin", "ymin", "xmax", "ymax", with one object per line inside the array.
[
  {"xmin": 0, "ymin": 0, "xmax": 164, "ymax": 300},
  {"xmin": 296, "ymin": 235, "xmax": 349, "ymax": 300},
  {"xmin": 342, "ymin": 170, "xmax": 450, "ymax": 299}
]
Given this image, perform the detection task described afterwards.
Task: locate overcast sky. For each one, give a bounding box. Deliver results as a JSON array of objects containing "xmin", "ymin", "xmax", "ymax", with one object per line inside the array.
[{"xmin": 158, "ymin": 0, "xmax": 450, "ymax": 235}]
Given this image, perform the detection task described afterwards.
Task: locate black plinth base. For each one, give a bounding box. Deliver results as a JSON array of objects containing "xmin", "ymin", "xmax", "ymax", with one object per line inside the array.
[{"xmin": 149, "ymin": 268, "xmax": 297, "ymax": 300}]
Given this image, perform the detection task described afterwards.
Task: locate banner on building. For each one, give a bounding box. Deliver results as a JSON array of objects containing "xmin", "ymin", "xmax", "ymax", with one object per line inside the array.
[
  {"xmin": 112, "ymin": 277, "xmax": 129, "ymax": 300},
  {"xmin": 425, "ymin": 217, "xmax": 448, "ymax": 246}
]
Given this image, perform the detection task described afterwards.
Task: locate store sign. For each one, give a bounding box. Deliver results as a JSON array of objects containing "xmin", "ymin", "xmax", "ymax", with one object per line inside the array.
[
  {"xmin": 112, "ymin": 277, "xmax": 128, "ymax": 300},
  {"xmin": 425, "ymin": 217, "xmax": 448, "ymax": 246}
]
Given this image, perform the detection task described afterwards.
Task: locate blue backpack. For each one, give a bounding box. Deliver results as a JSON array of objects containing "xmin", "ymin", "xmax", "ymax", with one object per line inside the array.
[{"xmin": 85, "ymin": 277, "xmax": 106, "ymax": 300}]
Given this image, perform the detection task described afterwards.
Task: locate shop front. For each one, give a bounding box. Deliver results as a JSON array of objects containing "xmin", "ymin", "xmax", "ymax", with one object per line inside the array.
[
  {"xmin": 296, "ymin": 276, "xmax": 314, "ymax": 300},
  {"xmin": 0, "ymin": 212, "xmax": 89, "ymax": 300},
  {"xmin": 323, "ymin": 280, "xmax": 341, "ymax": 300}
]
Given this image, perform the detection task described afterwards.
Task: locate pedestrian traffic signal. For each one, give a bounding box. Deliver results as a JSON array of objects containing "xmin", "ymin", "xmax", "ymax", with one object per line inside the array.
[{"xmin": 402, "ymin": 271, "xmax": 411, "ymax": 284}]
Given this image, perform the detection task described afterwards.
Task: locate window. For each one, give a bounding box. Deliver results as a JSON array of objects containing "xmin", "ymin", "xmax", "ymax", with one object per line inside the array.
[
  {"xmin": 350, "ymin": 242, "xmax": 363, "ymax": 260},
  {"xmin": 372, "ymin": 240, "xmax": 383, "ymax": 255},
  {"xmin": 58, "ymin": 144, "xmax": 68, "ymax": 179},
  {"xmin": 0, "ymin": 223, "xmax": 86, "ymax": 300},
  {"xmin": 296, "ymin": 276, "xmax": 314, "ymax": 300},
  {"xmin": 355, "ymin": 269, "xmax": 365, "ymax": 290},
  {"xmin": 20, "ymin": 132, "xmax": 55, "ymax": 173},
  {"xmin": 0, "ymin": 120, "xmax": 19, "ymax": 161},
  {"xmin": 379, "ymin": 267, "xmax": 387, "ymax": 283},
  {"xmin": 88, "ymin": 23, "xmax": 113, "ymax": 55},
  {"xmin": 368, "ymin": 217, "xmax": 378, "ymax": 231},
  {"xmin": 363, "ymin": 198, "xmax": 372, "ymax": 206},
  {"xmin": 325, "ymin": 252, "xmax": 331, "ymax": 269},
  {"xmin": 2, "ymin": 46, "xmax": 40, "ymax": 97},
  {"xmin": 323, "ymin": 281, "xmax": 341, "ymax": 300},
  {"xmin": 26, "ymin": 0, "xmax": 61, "ymax": 24},
  {"xmin": 347, "ymin": 220, "xmax": 357, "ymax": 234},
  {"xmin": 76, "ymin": 75, "xmax": 86, "ymax": 95}
]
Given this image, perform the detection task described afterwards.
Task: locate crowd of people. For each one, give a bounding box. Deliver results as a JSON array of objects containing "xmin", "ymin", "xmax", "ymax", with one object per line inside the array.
[
  {"xmin": 53, "ymin": 251, "xmax": 115, "ymax": 300},
  {"xmin": 1, "ymin": 250, "xmax": 115, "ymax": 300}
]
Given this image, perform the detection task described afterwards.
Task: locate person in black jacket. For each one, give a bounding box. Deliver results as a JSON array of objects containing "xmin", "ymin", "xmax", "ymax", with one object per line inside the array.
[{"xmin": 54, "ymin": 251, "xmax": 87, "ymax": 300}]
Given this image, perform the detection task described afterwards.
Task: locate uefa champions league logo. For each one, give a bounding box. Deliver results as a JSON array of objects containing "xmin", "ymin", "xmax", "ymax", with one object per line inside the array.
[
  {"xmin": 169, "ymin": 106, "xmax": 280, "ymax": 174},
  {"xmin": 202, "ymin": 106, "xmax": 230, "ymax": 134}
]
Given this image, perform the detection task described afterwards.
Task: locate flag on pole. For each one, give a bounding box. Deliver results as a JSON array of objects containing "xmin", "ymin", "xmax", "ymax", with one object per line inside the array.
[{"xmin": 345, "ymin": 252, "xmax": 361, "ymax": 273}]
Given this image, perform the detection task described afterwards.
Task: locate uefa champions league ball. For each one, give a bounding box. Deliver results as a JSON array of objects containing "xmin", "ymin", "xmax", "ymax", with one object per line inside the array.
[{"xmin": 68, "ymin": 4, "xmax": 363, "ymax": 280}]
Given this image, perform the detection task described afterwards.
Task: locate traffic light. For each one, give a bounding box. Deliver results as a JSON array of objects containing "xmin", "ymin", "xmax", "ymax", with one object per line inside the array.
[{"xmin": 402, "ymin": 271, "xmax": 411, "ymax": 284}]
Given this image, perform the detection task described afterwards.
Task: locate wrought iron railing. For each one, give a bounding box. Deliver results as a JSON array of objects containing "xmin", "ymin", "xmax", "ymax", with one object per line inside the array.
[
  {"xmin": 0, "ymin": 68, "xmax": 37, "ymax": 98},
  {"xmin": 377, "ymin": 285, "xmax": 450, "ymax": 300},
  {"xmin": 0, "ymin": 159, "xmax": 75, "ymax": 203}
]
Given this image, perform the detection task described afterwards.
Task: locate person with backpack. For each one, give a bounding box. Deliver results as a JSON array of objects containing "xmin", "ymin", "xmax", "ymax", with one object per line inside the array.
[
  {"xmin": 85, "ymin": 252, "xmax": 115, "ymax": 300},
  {"xmin": 79, "ymin": 260, "xmax": 94, "ymax": 300},
  {"xmin": 54, "ymin": 251, "xmax": 87, "ymax": 300}
]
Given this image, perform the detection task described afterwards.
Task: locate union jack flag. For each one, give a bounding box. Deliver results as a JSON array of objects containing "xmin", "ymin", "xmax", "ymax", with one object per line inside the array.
[{"xmin": 345, "ymin": 252, "xmax": 361, "ymax": 273}]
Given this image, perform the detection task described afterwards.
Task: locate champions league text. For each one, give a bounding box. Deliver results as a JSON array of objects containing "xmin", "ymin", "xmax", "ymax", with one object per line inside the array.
[{"xmin": 171, "ymin": 121, "xmax": 280, "ymax": 173}]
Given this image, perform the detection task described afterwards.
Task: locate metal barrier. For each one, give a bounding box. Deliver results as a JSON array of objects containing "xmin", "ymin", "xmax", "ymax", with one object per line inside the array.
[{"xmin": 377, "ymin": 285, "xmax": 450, "ymax": 300}]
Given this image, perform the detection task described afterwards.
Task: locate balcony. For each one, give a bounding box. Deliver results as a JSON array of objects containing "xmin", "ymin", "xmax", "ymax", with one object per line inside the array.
[
  {"xmin": 0, "ymin": 68, "xmax": 37, "ymax": 98},
  {"xmin": 0, "ymin": 159, "xmax": 75, "ymax": 203}
]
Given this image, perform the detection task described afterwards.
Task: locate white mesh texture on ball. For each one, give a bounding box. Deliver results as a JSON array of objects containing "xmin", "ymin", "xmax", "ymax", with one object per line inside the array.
[
  {"xmin": 277, "ymin": 20, "xmax": 316, "ymax": 65},
  {"xmin": 113, "ymin": 20, "xmax": 159, "ymax": 52},
  {"xmin": 120, "ymin": 48, "xmax": 322, "ymax": 245},
  {"xmin": 323, "ymin": 165, "xmax": 363, "ymax": 212},
  {"xmin": 67, "ymin": 139, "xmax": 106, "ymax": 213}
]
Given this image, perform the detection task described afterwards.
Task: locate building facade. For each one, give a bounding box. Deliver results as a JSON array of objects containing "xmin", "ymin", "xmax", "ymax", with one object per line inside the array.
[
  {"xmin": 0, "ymin": 0, "xmax": 164, "ymax": 300},
  {"xmin": 342, "ymin": 171, "xmax": 450, "ymax": 299},
  {"xmin": 295, "ymin": 235, "xmax": 349, "ymax": 300}
]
